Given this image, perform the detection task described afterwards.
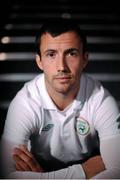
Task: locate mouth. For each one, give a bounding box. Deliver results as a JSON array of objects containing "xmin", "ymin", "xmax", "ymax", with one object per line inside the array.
[
  {"xmin": 54, "ymin": 75, "xmax": 72, "ymax": 83},
  {"xmin": 55, "ymin": 76, "xmax": 71, "ymax": 79}
]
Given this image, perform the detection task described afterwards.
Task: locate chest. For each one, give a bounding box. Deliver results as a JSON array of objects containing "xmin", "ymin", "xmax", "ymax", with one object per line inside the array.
[{"xmin": 30, "ymin": 109, "xmax": 99, "ymax": 163}]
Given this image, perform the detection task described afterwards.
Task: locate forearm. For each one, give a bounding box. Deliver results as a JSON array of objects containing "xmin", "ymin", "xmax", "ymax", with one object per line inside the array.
[
  {"xmin": 92, "ymin": 135, "xmax": 120, "ymax": 179},
  {"xmin": 92, "ymin": 169, "xmax": 120, "ymax": 179},
  {"xmin": 7, "ymin": 164, "xmax": 86, "ymax": 179},
  {"xmin": 82, "ymin": 155, "xmax": 105, "ymax": 179},
  {"xmin": 0, "ymin": 140, "xmax": 85, "ymax": 179}
]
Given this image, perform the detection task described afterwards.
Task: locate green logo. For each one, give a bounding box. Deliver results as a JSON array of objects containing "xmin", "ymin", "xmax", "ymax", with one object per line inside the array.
[{"xmin": 76, "ymin": 117, "xmax": 90, "ymax": 135}]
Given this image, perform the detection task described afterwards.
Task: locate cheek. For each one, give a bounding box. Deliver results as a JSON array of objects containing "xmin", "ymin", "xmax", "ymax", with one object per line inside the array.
[
  {"xmin": 68, "ymin": 60, "xmax": 83, "ymax": 74},
  {"xmin": 42, "ymin": 63, "xmax": 55, "ymax": 75}
]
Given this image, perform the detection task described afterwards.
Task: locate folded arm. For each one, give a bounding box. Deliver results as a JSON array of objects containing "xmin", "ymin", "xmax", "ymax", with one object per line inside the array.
[
  {"xmin": 1, "ymin": 134, "xmax": 120, "ymax": 179},
  {"xmin": 4, "ymin": 143, "xmax": 105, "ymax": 179}
]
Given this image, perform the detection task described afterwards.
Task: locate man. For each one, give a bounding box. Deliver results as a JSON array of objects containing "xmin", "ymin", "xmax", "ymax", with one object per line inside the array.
[{"xmin": 1, "ymin": 19, "xmax": 120, "ymax": 179}]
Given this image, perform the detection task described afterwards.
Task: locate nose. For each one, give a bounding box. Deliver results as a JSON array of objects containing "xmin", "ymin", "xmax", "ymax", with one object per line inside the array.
[{"xmin": 57, "ymin": 55, "xmax": 67, "ymax": 72}]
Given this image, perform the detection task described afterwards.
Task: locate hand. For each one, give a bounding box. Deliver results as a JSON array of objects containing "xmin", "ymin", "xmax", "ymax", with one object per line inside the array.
[
  {"xmin": 13, "ymin": 144, "xmax": 44, "ymax": 172},
  {"xmin": 82, "ymin": 155, "xmax": 105, "ymax": 179}
]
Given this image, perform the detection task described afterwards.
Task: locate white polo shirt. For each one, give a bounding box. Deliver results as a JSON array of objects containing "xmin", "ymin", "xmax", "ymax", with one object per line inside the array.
[{"xmin": 1, "ymin": 73, "xmax": 120, "ymax": 179}]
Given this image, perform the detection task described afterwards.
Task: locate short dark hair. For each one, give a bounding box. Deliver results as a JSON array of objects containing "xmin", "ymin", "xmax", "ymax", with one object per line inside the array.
[{"xmin": 35, "ymin": 19, "xmax": 87, "ymax": 55}]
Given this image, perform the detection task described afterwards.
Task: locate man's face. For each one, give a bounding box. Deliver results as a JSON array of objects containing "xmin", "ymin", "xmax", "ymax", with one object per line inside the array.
[{"xmin": 36, "ymin": 31, "xmax": 88, "ymax": 95}]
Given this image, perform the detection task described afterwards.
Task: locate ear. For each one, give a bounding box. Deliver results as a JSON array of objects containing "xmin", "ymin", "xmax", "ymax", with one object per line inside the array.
[
  {"xmin": 83, "ymin": 52, "xmax": 89, "ymax": 68},
  {"xmin": 36, "ymin": 54, "xmax": 43, "ymax": 70}
]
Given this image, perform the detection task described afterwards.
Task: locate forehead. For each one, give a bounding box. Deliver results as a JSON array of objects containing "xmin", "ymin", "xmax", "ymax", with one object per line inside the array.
[{"xmin": 40, "ymin": 31, "xmax": 82, "ymax": 49}]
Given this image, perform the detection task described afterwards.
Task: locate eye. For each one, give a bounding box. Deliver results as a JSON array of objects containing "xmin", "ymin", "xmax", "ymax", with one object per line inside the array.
[
  {"xmin": 66, "ymin": 49, "xmax": 79, "ymax": 57},
  {"xmin": 45, "ymin": 51, "xmax": 56, "ymax": 59},
  {"xmin": 69, "ymin": 51, "xmax": 78, "ymax": 56},
  {"xmin": 47, "ymin": 52, "xmax": 54, "ymax": 57}
]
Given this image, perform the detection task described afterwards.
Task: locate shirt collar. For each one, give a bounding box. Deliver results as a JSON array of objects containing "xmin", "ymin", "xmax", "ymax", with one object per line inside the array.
[
  {"xmin": 73, "ymin": 73, "xmax": 86, "ymax": 111},
  {"xmin": 37, "ymin": 73, "xmax": 86, "ymax": 111},
  {"xmin": 36, "ymin": 74, "xmax": 57, "ymax": 110}
]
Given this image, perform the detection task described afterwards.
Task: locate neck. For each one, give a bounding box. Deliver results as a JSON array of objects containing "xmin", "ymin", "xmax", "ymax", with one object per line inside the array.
[{"xmin": 46, "ymin": 84, "xmax": 80, "ymax": 111}]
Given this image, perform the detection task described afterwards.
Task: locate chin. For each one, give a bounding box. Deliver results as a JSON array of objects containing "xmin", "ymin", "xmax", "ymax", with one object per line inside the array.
[{"xmin": 55, "ymin": 86, "xmax": 72, "ymax": 94}]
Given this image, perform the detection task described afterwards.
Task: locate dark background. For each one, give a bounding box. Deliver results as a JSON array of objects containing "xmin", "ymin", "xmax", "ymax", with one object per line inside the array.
[{"xmin": 0, "ymin": 0, "xmax": 120, "ymax": 139}]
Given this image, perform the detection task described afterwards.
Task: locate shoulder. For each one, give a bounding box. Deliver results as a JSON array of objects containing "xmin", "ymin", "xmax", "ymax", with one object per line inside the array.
[
  {"xmin": 81, "ymin": 73, "xmax": 119, "ymax": 120},
  {"xmin": 13, "ymin": 73, "xmax": 44, "ymax": 104},
  {"xmin": 23, "ymin": 73, "xmax": 44, "ymax": 97},
  {"xmin": 7, "ymin": 74, "xmax": 44, "ymax": 118},
  {"xmin": 3, "ymin": 75, "xmax": 44, "ymax": 139},
  {"xmin": 81, "ymin": 73, "xmax": 110, "ymax": 101},
  {"xmin": 82, "ymin": 75, "xmax": 120, "ymax": 135}
]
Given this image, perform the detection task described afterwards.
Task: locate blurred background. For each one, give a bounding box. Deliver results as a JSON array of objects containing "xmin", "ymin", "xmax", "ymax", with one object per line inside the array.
[{"xmin": 0, "ymin": 0, "xmax": 120, "ymax": 139}]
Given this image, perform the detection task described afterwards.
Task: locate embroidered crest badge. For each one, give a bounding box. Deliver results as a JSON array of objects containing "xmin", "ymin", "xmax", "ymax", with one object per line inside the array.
[{"xmin": 76, "ymin": 117, "xmax": 90, "ymax": 135}]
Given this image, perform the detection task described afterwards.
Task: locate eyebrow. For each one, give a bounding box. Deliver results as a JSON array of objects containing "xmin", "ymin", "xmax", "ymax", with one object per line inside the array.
[
  {"xmin": 43, "ymin": 48, "xmax": 80, "ymax": 56},
  {"xmin": 43, "ymin": 49, "xmax": 57, "ymax": 55},
  {"xmin": 64, "ymin": 48, "xmax": 80, "ymax": 54}
]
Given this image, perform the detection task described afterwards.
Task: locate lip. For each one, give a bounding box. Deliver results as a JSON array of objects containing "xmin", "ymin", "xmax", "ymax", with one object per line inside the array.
[
  {"xmin": 54, "ymin": 76, "xmax": 72, "ymax": 83},
  {"xmin": 55, "ymin": 76, "xmax": 72, "ymax": 80}
]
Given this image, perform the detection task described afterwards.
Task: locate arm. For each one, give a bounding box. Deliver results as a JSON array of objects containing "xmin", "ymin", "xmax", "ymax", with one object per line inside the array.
[
  {"xmin": 82, "ymin": 155, "xmax": 105, "ymax": 179},
  {"xmin": 1, "ymin": 121, "xmax": 106, "ymax": 179},
  {"xmin": 13, "ymin": 144, "xmax": 43, "ymax": 172},
  {"xmin": 91, "ymin": 92, "xmax": 120, "ymax": 178},
  {"xmin": 92, "ymin": 134, "xmax": 120, "ymax": 179},
  {"xmin": 0, "ymin": 92, "xmax": 86, "ymax": 179},
  {"xmin": 12, "ymin": 144, "xmax": 105, "ymax": 179},
  {"xmin": 1, "ymin": 138, "xmax": 86, "ymax": 179},
  {"xmin": 0, "ymin": 92, "xmax": 43, "ymax": 178},
  {"xmin": 1, "ymin": 87, "xmax": 120, "ymax": 179}
]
